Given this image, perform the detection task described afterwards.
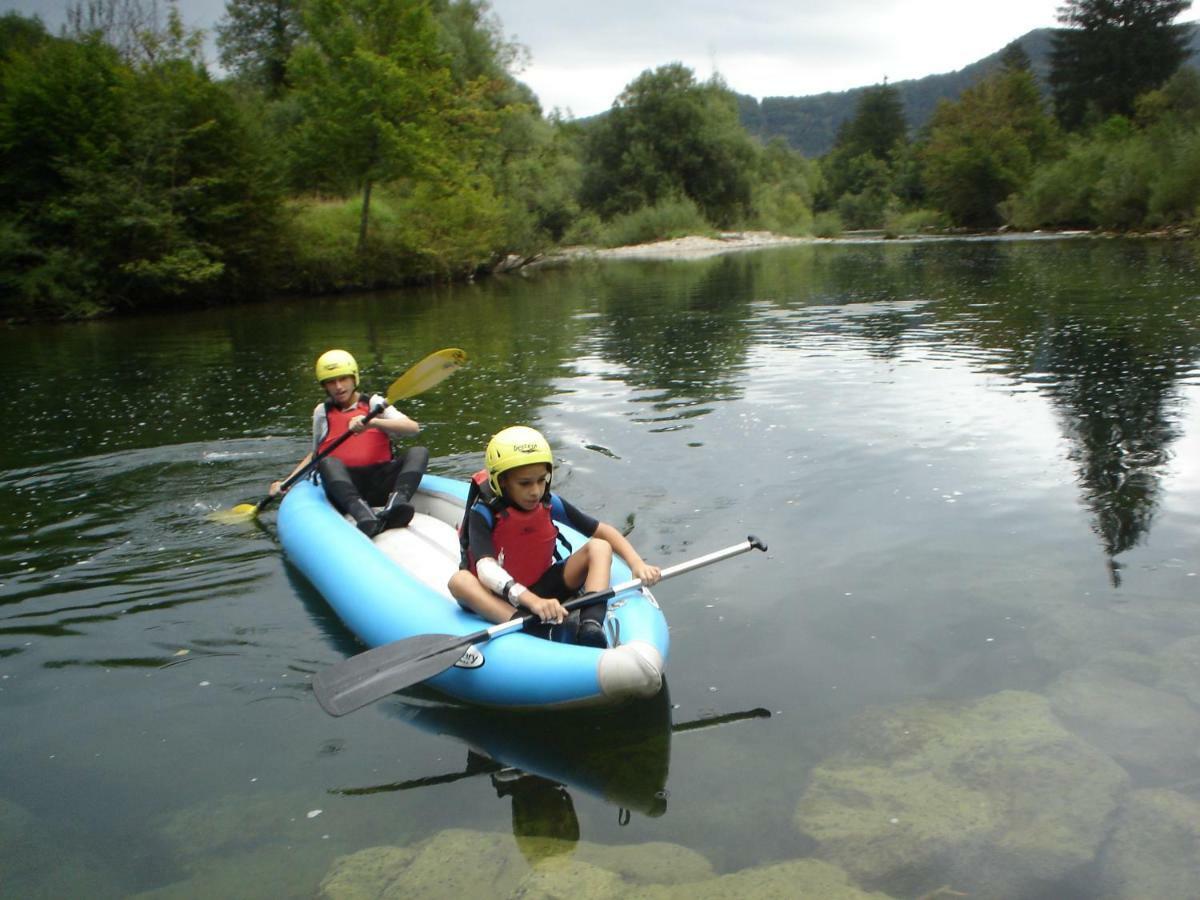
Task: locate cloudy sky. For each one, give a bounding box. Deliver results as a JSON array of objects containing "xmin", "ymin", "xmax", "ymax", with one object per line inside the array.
[{"xmin": 7, "ymin": 0, "xmax": 1198, "ymax": 116}]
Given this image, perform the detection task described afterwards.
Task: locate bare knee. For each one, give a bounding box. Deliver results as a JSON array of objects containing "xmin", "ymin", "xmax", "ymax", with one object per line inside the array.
[
  {"xmin": 448, "ymin": 569, "xmax": 477, "ymax": 604},
  {"xmin": 588, "ymin": 539, "xmax": 613, "ymax": 564}
]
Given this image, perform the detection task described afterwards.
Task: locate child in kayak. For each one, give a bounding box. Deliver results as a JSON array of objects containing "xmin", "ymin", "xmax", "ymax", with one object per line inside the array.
[
  {"xmin": 269, "ymin": 349, "xmax": 428, "ymax": 537},
  {"xmin": 449, "ymin": 425, "xmax": 660, "ymax": 648}
]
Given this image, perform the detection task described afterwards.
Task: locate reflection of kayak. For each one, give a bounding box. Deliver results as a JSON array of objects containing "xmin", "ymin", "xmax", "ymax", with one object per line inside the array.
[
  {"xmin": 387, "ymin": 688, "xmax": 674, "ymax": 817},
  {"xmin": 278, "ymin": 474, "xmax": 669, "ymax": 709},
  {"xmin": 331, "ymin": 693, "xmax": 770, "ymax": 823}
]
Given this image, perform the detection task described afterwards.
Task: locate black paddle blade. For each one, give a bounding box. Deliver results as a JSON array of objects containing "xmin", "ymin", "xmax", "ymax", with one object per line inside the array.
[{"xmin": 312, "ymin": 632, "xmax": 476, "ymax": 716}]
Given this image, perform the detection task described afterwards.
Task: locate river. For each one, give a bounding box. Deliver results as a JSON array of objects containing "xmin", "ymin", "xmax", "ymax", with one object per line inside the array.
[{"xmin": 2, "ymin": 235, "xmax": 1199, "ymax": 898}]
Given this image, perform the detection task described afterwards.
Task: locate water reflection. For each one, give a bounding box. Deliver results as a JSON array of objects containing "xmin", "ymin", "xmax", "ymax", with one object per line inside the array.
[
  {"xmin": 742, "ymin": 239, "xmax": 1200, "ymax": 587},
  {"xmin": 330, "ymin": 690, "xmax": 770, "ymax": 859}
]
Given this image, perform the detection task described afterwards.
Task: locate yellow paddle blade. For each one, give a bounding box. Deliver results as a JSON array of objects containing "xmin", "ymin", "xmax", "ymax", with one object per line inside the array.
[
  {"xmin": 386, "ymin": 348, "xmax": 467, "ymax": 402},
  {"xmin": 209, "ymin": 503, "xmax": 260, "ymax": 525}
]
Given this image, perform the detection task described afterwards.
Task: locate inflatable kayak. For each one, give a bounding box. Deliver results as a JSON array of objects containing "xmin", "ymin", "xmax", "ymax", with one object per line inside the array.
[{"xmin": 278, "ymin": 474, "xmax": 670, "ymax": 709}]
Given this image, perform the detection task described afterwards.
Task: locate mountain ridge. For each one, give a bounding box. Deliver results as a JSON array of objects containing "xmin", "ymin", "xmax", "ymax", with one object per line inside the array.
[{"xmin": 736, "ymin": 24, "xmax": 1200, "ymax": 158}]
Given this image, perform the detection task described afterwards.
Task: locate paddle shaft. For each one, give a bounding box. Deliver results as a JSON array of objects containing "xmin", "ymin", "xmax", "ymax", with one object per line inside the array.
[
  {"xmin": 485, "ymin": 534, "xmax": 769, "ymax": 641},
  {"xmin": 250, "ymin": 404, "xmax": 390, "ymax": 515},
  {"xmin": 312, "ymin": 535, "xmax": 768, "ymax": 716}
]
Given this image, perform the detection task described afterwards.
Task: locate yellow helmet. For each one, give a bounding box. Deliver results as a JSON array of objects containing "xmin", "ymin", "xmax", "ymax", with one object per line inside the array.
[
  {"xmin": 486, "ymin": 426, "xmax": 553, "ymax": 495},
  {"xmin": 315, "ymin": 349, "xmax": 358, "ymax": 386}
]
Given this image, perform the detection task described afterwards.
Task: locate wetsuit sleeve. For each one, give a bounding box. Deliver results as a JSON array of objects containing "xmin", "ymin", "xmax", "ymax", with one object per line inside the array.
[
  {"xmin": 466, "ymin": 506, "xmax": 498, "ymax": 562},
  {"xmin": 554, "ymin": 496, "xmax": 599, "ymax": 538}
]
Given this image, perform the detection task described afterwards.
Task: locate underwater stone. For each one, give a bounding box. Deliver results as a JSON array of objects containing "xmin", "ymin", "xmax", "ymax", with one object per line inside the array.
[
  {"xmin": 1097, "ymin": 788, "xmax": 1200, "ymax": 900},
  {"xmin": 1157, "ymin": 634, "xmax": 1200, "ymax": 707},
  {"xmin": 320, "ymin": 830, "xmax": 518, "ymax": 899},
  {"xmin": 319, "ymin": 827, "xmax": 890, "ymax": 899},
  {"xmin": 1047, "ymin": 669, "xmax": 1200, "ymax": 781},
  {"xmin": 793, "ymin": 690, "xmax": 1128, "ymax": 897}
]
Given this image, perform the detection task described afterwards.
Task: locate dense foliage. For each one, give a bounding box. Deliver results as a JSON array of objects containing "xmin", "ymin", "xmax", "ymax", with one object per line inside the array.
[
  {"xmin": 1, "ymin": 0, "xmax": 1198, "ymax": 320},
  {"xmin": 1051, "ymin": 0, "xmax": 1193, "ymax": 130}
]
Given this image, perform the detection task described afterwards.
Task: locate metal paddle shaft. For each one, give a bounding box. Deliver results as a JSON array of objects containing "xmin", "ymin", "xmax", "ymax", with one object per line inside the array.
[{"xmin": 312, "ymin": 535, "xmax": 768, "ymax": 717}]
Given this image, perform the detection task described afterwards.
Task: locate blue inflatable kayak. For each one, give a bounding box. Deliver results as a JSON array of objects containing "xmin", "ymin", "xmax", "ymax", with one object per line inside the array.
[{"xmin": 278, "ymin": 474, "xmax": 670, "ymax": 709}]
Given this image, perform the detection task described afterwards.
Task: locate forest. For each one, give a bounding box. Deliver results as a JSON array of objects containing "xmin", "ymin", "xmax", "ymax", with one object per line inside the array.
[{"xmin": 1, "ymin": 0, "xmax": 1197, "ymax": 320}]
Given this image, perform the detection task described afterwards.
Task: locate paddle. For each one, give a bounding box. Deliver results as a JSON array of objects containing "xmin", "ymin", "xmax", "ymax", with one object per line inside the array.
[
  {"xmin": 212, "ymin": 348, "xmax": 467, "ymax": 524},
  {"xmin": 312, "ymin": 535, "xmax": 768, "ymax": 716}
]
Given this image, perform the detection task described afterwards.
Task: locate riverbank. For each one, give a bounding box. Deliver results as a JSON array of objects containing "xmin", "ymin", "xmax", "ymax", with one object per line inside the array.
[
  {"xmin": 529, "ymin": 227, "xmax": 1126, "ymax": 267},
  {"xmin": 556, "ymin": 230, "xmax": 817, "ymax": 261}
]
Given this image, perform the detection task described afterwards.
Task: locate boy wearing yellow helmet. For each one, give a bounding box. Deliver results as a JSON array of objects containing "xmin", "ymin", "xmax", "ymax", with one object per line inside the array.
[
  {"xmin": 269, "ymin": 349, "xmax": 429, "ymax": 537},
  {"xmin": 449, "ymin": 426, "xmax": 660, "ymax": 648}
]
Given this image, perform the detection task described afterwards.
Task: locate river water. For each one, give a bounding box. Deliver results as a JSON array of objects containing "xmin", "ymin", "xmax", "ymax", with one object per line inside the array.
[{"xmin": 2, "ymin": 236, "xmax": 1200, "ymax": 898}]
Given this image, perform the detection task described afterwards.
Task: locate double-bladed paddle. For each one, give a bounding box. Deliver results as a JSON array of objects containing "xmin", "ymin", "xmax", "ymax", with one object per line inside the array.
[
  {"xmin": 312, "ymin": 535, "xmax": 768, "ymax": 716},
  {"xmin": 212, "ymin": 348, "xmax": 467, "ymax": 524}
]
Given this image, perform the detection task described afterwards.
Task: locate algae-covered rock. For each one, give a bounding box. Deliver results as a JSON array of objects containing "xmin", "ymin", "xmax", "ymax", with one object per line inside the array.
[
  {"xmin": 640, "ymin": 858, "xmax": 896, "ymax": 899},
  {"xmin": 1097, "ymin": 788, "xmax": 1200, "ymax": 900},
  {"xmin": 573, "ymin": 840, "xmax": 714, "ymax": 884},
  {"xmin": 320, "ymin": 827, "xmax": 890, "ymax": 899},
  {"xmin": 794, "ymin": 691, "xmax": 1128, "ymax": 897},
  {"xmin": 1047, "ymin": 669, "xmax": 1200, "ymax": 780},
  {"xmin": 320, "ymin": 830, "xmax": 519, "ymax": 899}
]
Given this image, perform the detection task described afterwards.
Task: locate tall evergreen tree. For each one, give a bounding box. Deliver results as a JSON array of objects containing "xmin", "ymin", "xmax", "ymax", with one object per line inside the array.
[
  {"xmin": 834, "ymin": 82, "xmax": 907, "ymax": 163},
  {"xmin": 216, "ymin": 0, "xmax": 303, "ymax": 94},
  {"xmin": 1050, "ymin": 0, "xmax": 1194, "ymax": 130},
  {"xmin": 820, "ymin": 82, "xmax": 907, "ymax": 211}
]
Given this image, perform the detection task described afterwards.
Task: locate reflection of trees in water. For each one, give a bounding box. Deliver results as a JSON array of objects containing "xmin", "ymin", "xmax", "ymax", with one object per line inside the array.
[
  {"xmin": 809, "ymin": 239, "xmax": 1200, "ymax": 583},
  {"xmin": 1039, "ymin": 325, "xmax": 1183, "ymax": 585},
  {"xmin": 586, "ymin": 257, "xmax": 761, "ymax": 418}
]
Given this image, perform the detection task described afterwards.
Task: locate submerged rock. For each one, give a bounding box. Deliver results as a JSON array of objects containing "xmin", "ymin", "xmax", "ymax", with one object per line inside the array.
[
  {"xmin": 521, "ymin": 856, "xmax": 895, "ymax": 899},
  {"xmin": 318, "ymin": 827, "xmax": 891, "ymax": 899},
  {"xmin": 1046, "ymin": 668, "xmax": 1200, "ymax": 781},
  {"xmin": 1097, "ymin": 788, "xmax": 1200, "ymax": 900},
  {"xmin": 793, "ymin": 690, "xmax": 1128, "ymax": 898}
]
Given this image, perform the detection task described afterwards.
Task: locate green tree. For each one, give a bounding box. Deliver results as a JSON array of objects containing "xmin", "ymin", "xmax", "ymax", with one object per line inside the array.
[
  {"xmin": 920, "ymin": 67, "xmax": 1059, "ymax": 226},
  {"xmin": 288, "ymin": 0, "xmax": 460, "ymax": 253},
  {"xmin": 833, "ymin": 82, "xmax": 907, "ymax": 163},
  {"xmin": 1050, "ymin": 0, "xmax": 1194, "ymax": 130},
  {"xmin": 216, "ymin": 0, "xmax": 303, "ymax": 94},
  {"xmin": 579, "ymin": 63, "xmax": 757, "ymax": 227},
  {"xmin": 63, "ymin": 0, "xmax": 205, "ymax": 68},
  {"xmin": 820, "ymin": 82, "xmax": 908, "ymax": 224},
  {"xmin": 0, "ymin": 25, "xmax": 281, "ymax": 316}
]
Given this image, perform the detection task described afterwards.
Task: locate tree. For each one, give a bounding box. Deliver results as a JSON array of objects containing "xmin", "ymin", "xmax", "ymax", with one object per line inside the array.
[
  {"xmin": 820, "ymin": 82, "xmax": 907, "ymax": 215},
  {"xmin": 63, "ymin": 0, "xmax": 205, "ymax": 68},
  {"xmin": 0, "ymin": 25, "xmax": 281, "ymax": 316},
  {"xmin": 1050, "ymin": 0, "xmax": 1194, "ymax": 130},
  {"xmin": 834, "ymin": 82, "xmax": 907, "ymax": 163},
  {"xmin": 216, "ymin": 0, "xmax": 303, "ymax": 94},
  {"xmin": 579, "ymin": 63, "xmax": 757, "ymax": 227},
  {"xmin": 920, "ymin": 67, "xmax": 1059, "ymax": 226},
  {"xmin": 288, "ymin": 0, "xmax": 460, "ymax": 253}
]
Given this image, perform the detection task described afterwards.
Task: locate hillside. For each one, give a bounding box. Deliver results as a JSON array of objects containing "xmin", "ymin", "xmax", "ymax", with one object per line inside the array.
[{"xmin": 738, "ymin": 24, "xmax": 1200, "ymax": 158}]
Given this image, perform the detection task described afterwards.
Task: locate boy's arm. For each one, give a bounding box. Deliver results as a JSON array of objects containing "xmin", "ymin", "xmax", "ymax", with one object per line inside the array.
[
  {"xmin": 593, "ymin": 521, "xmax": 661, "ymax": 586},
  {"xmin": 352, "ymin": 401, "xmax": 420, "ymax": 438},
  {"xmin": 269, "ymin": 452, "xmax": 313, "ymax": 496}
]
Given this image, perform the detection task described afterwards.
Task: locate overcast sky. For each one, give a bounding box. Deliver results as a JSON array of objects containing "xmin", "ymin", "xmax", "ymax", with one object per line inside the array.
[{"xmin": 7, "ymin": 0, "xmax": 1199, "ymax": 117}]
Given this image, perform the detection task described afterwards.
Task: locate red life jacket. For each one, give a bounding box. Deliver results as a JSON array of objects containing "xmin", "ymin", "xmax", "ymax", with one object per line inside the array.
[
  {"xmin": 460, "ymin": 469, "xmax": 565, "ymax": 586},
  {"xmin": 318, "ymin": 397, "xmax": 393, "ymax": 467}
]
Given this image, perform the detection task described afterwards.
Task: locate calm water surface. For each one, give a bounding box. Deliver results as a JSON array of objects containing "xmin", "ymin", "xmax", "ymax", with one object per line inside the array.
[{"xmin": 3, "ymin": 236, "xmax": 1200, "ymax": 898}]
